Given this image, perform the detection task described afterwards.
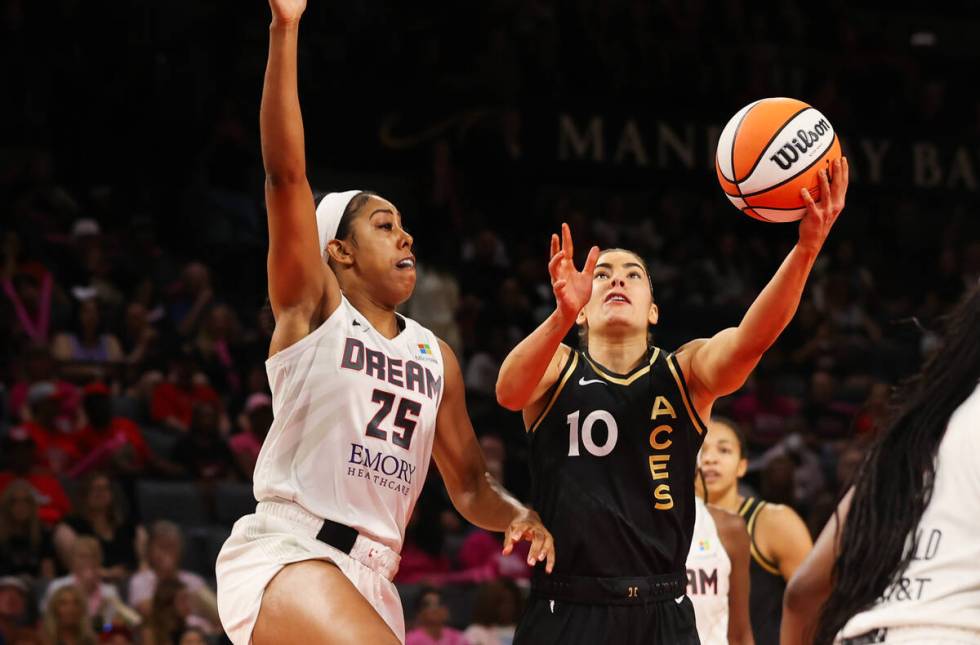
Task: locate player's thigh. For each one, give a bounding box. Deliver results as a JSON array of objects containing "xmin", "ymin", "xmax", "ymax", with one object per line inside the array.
[{"xmin": 252, "ymin": 559, "xmax": 400, "ymax": 645}]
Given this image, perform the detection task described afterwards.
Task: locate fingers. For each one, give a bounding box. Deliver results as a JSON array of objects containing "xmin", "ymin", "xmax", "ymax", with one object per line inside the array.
[
  {"xmin": 548, "ymin": 250, "xmax": 564, "ymax": 281},
  {"xmin": 831, "ymin": 157, "xmax": 848, "ymax": 207},
  {"xmin": 528, "ymin": 529, "xmax": 544, "ymax": 567},
  {"xmin": 817, "ymin": 167, "xmax": 831, "ymax": 210},
  {"xmin": 550, "ymin": 233, "xmax": 559, "ymax": 260},
  {"xmin": 800, "ymin": 185, "xmax": 817, "ymax": 215},
  {"xmin": 561, "ymin": 222, "xmax": 573, "ymax": 259},
  {"xmin": 502, "ymin": 525, "xmax": 522, "ymax": 555},
  {"xmin": 543, "ymin": 532, "xmax": 556, "ymax": 574},
  {"xmin": 583, "ymin": 245, "xmax": 600, "ymax": 275}
]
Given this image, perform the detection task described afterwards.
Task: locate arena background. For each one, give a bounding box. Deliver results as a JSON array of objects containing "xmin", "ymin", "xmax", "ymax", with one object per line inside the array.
[{"xmin": 2, "ymin": 1, "xmax": 979, "ymax": 643}]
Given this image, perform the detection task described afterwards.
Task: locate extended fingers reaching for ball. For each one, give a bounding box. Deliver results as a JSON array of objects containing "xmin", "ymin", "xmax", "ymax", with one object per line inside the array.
[{"xmin": 799, "ymin": 157, "xmax": 849, "ymax": 252}]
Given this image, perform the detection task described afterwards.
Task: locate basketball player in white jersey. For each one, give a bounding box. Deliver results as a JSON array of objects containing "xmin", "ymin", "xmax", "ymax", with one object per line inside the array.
[
  {"xmin": 214, "ymin": 1, "xmax": 555, "ymax": 643},
  {"xmin": 782, "ymin": 284, "xmax": 980, "ymax": 644},
  {"xmin": 687, "ymin": 470, "xmax": 755, "ymax": 645}
]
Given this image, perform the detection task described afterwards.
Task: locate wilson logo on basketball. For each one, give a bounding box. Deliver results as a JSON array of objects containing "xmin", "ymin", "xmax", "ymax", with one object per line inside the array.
[{"xmin": 768, "ymin": 118, "xmax": 832, "ymax": 170}]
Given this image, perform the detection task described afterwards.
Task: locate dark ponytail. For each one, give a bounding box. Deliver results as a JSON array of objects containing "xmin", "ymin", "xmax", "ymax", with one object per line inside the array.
[{"xmin": 815, "ymin": 283, "xmax": 980, "ymax": 643}]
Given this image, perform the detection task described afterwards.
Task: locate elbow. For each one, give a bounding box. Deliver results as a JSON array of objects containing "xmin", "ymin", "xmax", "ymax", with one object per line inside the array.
[
  {"xmin": 494, "ymin": 377, "xmax": 524, "ymax": 412},
  {"xmin": 783, "ymin": 574, "xmax": 811, "ymax": 613},
  {"xmin": 265, "ymin": 171, "xmax": 306, "ymax": 189}
]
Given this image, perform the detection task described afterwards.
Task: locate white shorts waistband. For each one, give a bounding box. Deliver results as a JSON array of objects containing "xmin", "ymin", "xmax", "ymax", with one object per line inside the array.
[{"xmin": 255, "ymin": 500, "xmax": 401, "ymax": 581}]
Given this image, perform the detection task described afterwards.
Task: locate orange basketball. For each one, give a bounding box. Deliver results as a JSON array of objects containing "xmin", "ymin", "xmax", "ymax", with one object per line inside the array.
[{"xmin": 715, "ymin": 97, "xmax": 842, "ymax": 222}]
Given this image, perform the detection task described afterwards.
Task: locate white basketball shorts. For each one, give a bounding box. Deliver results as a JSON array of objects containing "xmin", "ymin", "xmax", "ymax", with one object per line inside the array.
[{"xmin": 215, "ymin": 500, "xmax": 404, "ymax": 644}]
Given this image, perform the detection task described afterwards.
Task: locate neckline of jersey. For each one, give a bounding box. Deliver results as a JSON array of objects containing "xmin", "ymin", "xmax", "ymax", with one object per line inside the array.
[
  {"xmin": 345, "ymin": 296, "xmax": 410, "ymax": 343},
  {"xmin": 582, "ymin": 346, "xmax": 659, "ymax": 380}
]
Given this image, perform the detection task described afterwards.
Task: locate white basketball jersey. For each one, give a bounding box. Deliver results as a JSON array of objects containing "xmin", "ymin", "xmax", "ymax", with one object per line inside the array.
[
  {"xmin": 841, "ymin": 383, "xmax": 980, "ymax": 637},
  {"xmin": 253, "ymin": 296, "xmax": 445, "ymax": 553},
  {"xmin": 686, "ymin": 497, "xmax": 731, "ymax": 645}
]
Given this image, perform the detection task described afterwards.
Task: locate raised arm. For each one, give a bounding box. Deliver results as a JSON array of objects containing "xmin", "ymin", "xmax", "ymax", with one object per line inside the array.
[
  {"xmin": 262, "ymin": 0, "xmax": 339, "ymax": 339},
  {"xmin": 782, "ymin": 489, "xmax": 854, "ymax": 645},
  {"xmin": 434, "ymin": 340, "xmax": 555, "ymax": 573},
  {"xmin": 683, "ymin": 159, "xmax": 849, "ymax": 403},
  {"xmin": 496, "ymin": 224, "xmax": 598, "ymax": 413}
]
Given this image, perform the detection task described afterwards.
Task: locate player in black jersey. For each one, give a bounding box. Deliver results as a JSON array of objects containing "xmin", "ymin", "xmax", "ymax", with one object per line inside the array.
[
  {"xmin": 495, "ymin": 158, "xmax": 848, "ymax": 645},
  {"xmin": 700, "ymin": 417, "xmax": 811, "ymax": 645}
]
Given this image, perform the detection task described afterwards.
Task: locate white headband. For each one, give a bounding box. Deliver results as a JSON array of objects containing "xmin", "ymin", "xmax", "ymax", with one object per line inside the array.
[{"xmin": 315, "ymin": 190, "xmax": 363, "ymax": 256}]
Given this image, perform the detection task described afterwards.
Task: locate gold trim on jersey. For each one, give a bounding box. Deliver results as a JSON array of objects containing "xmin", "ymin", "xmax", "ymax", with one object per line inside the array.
[
  {"xmin": 665, "ymin": 354, "xmax": 708, "ymax": 435},
  {"xmin": 582, "ymin": 347, "xmax": 660, "ymax": 386},
  {"xmin": 741, "ymin": 498, "xmax": 781, "ymax": 576},
  {"xmin": 529, "ymin": 352, "xmax": 579, "ymax": 433}
]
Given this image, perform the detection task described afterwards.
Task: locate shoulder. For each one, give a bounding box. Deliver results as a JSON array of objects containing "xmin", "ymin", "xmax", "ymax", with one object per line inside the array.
[
  {"xmin": 671, "ymin": 338, "xmax": 708, "ymax": 374},
  {"xmin": 755, "ymin": 502, "xmax": 809, "ymax": 542}
]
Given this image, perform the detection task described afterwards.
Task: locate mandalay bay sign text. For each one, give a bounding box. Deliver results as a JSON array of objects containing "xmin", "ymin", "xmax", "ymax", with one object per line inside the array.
[{"xmin": 555, "ymin": 113, "xmax": 980, "ymax": 192}]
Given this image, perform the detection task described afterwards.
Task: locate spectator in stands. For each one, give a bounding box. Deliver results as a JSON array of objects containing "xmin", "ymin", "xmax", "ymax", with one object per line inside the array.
[
  {"xmin": 53, "ymin": 472, "xmax": 143, "ymax": 580},
  {"xmin": 193, "ymin": 303, "xmax": 244, "ymax": 395},
  {"xmin": 169, "ymin": 262, "xmax": 214, "ymax": 339},
  {"xmin": 18, "ymin": 382, "xmax": 80, "ymax": 475},
  {"xmin": 1, "ymin": 270, "xmax": 57, "ymax": 350},
  {"xmin": 170, "ymin": 401, "xmax": 242, "ymax": 481},
  {"xmin": 150, "ymin": 349, "xmax": 221, "ymax": 433},
  {"xmin": 463, "ymin": 579, "xmax": 523, "ymax": 645},
  {"xmin": 0, "ymin": 576, "xmax": 33, "ymax": 644},
  {"xmin": 50, "ymin": 297, "xmax": 123, "ymax": 381},
  {"xmin": 7, "ymin": 345, "xmax": 80, "ymax": 428},
  {"xmin": 405, "ymin": 587, "xmax": 467, "ymax": 645},
  {"xmin": 0, "ymin": 434, "xmax": 72, "ymax": 525},
  {"xmin": 71, "ymin": 383, "xmax": 180, "ymax": 480},
  {"xmin": 128, "ymin": 521, "xmax": 218, "ymax": 629},
  {"xmin": 0, "ymin": 479, "xmax": 57, "ymax": 580},
  {"xmin": 229, "ymin": 393, "xmax": 272, "ymax": 478},
  {"xmin": 141, "ymin": 578, "xmax": 215, "ymax": 645},
  {"xmin": 43, "ymin": 537, "xmax": 140, "ymax": 629},
  {"xmin": 730, "ymin": 366, "xmax": 801, "ymax": 449},
  {"xmin": 39, "ymin": 584, "xmax": 97, "ymax": 645},
  {"xmin": 119, "ymin": 302, "xmax": 161, "ymax": 370},
  {"xmin": 177, "ymin": 626, "xmax": 209, "ymax": 645}
]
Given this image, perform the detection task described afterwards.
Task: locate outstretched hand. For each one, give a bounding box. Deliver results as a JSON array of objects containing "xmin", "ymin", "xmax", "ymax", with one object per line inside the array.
[
  {"xmin": 549, "ymin": 223, "xmax": 600, "ymax": 322},
  {"xmin": 502, "ymin": 509, "xmax": 556, "ymax": 574},
  {"xmin": 269, "ymin": 0, "xmax": 306, "ymax": 24},
  {"xmin": 799, "ymin": 157, "xmax": 848, "ymax": 253}
]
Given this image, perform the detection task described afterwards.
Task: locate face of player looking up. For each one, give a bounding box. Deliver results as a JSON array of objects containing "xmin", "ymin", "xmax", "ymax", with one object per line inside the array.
[
  {"xmin": 328, "ymin": 195, "xmax": 416, "ymax": 308},
  {"xmin": 576, "ymin": 250, "xmax": 658, "ymax": 344},
  {"xmin": 698, "ymin": 420, "xmax": 747, "ymax": 501}
]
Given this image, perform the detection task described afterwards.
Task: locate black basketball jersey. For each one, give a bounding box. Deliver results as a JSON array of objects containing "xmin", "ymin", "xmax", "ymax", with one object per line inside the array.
[
  {"xmin": 738, "ymin": 497, "xmax": 785, "ymax": 645},
  {"xmin": 527, "ymin": 347, "xmax": 707, "ymax": 578}
]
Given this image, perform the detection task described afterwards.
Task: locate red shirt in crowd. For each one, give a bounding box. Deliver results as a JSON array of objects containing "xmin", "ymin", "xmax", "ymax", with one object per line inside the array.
[
  {"xmin": 150, "ymin": 381, "xmax": 220, "ymax": 428},
  {"xmin": 20, "ymin": 420, "xmax": 82, "ymax": 474},
  {"xmin": 69, "ymin": 418, "xmax": 152, "ymax": 476}
]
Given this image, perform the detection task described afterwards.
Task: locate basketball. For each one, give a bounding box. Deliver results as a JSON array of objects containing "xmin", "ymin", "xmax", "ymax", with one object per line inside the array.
[{"xmin": 716, "ymin": 97, "xmax": 842, "ymax": 222}]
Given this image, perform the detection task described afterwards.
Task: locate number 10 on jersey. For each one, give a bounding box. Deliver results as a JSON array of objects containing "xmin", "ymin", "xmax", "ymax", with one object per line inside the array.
[{"xmin": 567, "ymin": 408, "xmax": 675, "ymax": 510}]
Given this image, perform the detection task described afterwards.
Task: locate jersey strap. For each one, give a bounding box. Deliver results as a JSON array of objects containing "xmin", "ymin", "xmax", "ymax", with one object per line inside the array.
[
  {"xmin": 664, "ymin": 353, "xmax": 709, "ymax": 435},
  {"xmin": 528, "ymin": 351, "xmax": 579, "ymax": 433},
  {"xmin": 738, "ymin": 497, "xmax": 780, "ymax": 575}
]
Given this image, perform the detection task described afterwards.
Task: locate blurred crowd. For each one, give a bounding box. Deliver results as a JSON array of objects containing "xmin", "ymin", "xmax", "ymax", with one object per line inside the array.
[{"xmin": 2, "ymin": 0, "xmax": 980, "ymax": 643}]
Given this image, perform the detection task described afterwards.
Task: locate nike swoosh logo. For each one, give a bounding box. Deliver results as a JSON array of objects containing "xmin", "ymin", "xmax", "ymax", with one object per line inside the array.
[{"xmin": 578, "ymin": 377, "xmax": 606, "ymax": 386}]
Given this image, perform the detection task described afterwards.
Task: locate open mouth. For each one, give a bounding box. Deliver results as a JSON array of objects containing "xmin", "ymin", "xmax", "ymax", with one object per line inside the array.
[
  {"xmin": 395, "ymin": 256, "xmax": 416, "ymax": 270},
  {"xmin": 604, "ymin": 291, "xmax": 630, "ymax": 304}
]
